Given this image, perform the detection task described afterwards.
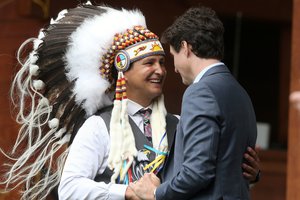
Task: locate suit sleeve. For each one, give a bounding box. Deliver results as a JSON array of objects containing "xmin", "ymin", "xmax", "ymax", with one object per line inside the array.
[{"xmin": 156, "ymin": 83, "xmax": 221, "ymax": 200}]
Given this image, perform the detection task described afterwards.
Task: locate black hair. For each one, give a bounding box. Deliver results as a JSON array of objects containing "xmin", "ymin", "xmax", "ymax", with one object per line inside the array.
[{"xmin": 161, "ymin": 6, "xmax": 224, "ymax": 60}]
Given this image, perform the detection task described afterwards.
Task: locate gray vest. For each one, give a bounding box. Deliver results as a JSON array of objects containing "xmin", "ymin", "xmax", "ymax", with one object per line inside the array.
[{"xmin": 94, "ymin": 106, "xmax": 178, "ymax": 183}]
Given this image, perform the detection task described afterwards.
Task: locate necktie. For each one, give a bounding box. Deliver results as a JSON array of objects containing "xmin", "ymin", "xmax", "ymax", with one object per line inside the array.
[{"xmin": 139, "ymin": 108, "xmax": 152, "ymax": 142}]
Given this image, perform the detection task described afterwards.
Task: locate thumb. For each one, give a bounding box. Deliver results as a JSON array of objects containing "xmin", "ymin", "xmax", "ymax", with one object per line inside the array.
[{"xmin": 150, "ymin": 173, "xmax": 160, "ymax": 185}]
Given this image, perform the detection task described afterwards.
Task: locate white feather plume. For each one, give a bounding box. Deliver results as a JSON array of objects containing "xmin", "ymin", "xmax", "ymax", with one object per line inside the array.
[{"xmin": 65, "ymin": 7, "xmax": 146, "ymax": 115}]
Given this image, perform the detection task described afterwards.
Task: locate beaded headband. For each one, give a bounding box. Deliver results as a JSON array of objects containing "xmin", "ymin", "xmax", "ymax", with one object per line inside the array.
[
  {"xmin": 114, "ymin": 39, "xmax": 164, "ymax": 72},
  {"xmin": 100, "ymin": 26, "xmax": 165, "ymax": 81}
]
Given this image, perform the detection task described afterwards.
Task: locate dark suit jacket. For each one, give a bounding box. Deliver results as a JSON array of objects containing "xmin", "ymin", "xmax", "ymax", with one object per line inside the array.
[{"xmin": 157, "ymin": 64, "xmax": 257, "ymax": 200}]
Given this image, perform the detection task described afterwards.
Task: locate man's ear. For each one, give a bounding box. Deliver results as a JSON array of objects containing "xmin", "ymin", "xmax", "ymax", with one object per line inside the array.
[{"xmin": 181, "ymin": 41, "xmax": 192, "ymax": 57}]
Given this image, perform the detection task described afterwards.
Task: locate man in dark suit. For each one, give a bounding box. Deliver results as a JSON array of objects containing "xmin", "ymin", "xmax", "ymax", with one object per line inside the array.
[{"xmin": 131, "ymin": 6, "xmax": 257, "ymax": 200}]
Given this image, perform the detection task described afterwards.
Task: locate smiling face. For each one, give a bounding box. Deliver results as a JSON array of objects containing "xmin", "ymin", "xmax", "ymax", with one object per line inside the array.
[{"xmin": 124, "ymin": 55, "xmax": 166, "ymax": 107}]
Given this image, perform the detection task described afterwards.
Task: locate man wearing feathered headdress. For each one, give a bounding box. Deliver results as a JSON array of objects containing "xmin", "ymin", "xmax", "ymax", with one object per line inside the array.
[{"xmin": 0, "ymin": 2, "xmax": 177, "ymax": 199}]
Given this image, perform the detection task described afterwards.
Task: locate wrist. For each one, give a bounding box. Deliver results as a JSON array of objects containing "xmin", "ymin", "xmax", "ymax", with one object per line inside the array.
[{"xmin": 153, "ymin": 188, "xmax": 156, "ymax": 200}]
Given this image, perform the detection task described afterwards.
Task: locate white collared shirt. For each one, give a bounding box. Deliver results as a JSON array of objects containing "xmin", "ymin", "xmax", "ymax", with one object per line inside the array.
[
  {"xmin": 127, "ymin": 99, "xmax": 153, "ymax": 133},
  {"xmin": 58, "ymin": 100, "xmax": 152, "ymax": 200},
  {"xmin": 193, "ymin": 62, "xmax": 224, "ymax": 83}
]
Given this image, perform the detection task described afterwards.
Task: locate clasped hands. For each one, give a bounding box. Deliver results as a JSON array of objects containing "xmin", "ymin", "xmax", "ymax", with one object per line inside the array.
[{"xmin": 125, "ymin": 173, "xmax": 160, "ymax": 200}]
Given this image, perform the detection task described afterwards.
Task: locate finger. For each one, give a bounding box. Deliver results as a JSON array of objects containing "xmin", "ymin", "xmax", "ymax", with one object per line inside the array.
[
  {"xmin": 242, "ymin": 166, "xmax": 256, "ymax": 182},
  {"xmin": 129, "ymin": 183, "xmax": 135, "ymax": 189},
  {"xmin": 150, "ymin": 173, "xmax": 161, "ymax": 186},
  {"xmin": 243, "ymin": 172, "xmax": 251, "ymax": 178},
  {"xmin": 150, "ymin": 173, "xmax": 160, "ymax": 181},
  {"xmin": 242, "ymin": 163, "xmax": 256, "ymax": 176},
  {"xmin": 244, "ymin": 153, "xmax": 259, "ymax": 170},
  {"xmin": 243, "ymin": 160, "xmax": 260, "ymax": 183},
  {"xmin": 128, "ymin": 183, "xmax": 139, "ymax": 195},
  {"xmin": 255, "ymin": 145, "xmax": 262, "ymax": 153},
  {"xmin": 244, "ymin": 153, "xmax": 255, "ymax": 164},
  {"xmin": 247, "ymin": 147, "xmax": 260, "ymax": 162},
  {"xmin": 243, "ymin": 172, "xmax": 253, "ymax": 180},
  {"xmin": 143, "ymin": 173, "xmax": 152, "ymax": 181}
]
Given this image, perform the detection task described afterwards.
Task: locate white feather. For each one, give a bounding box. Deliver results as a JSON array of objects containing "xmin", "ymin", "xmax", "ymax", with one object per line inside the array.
[
  {"xmin": 54, "ymin": 128, "xmax": 66, "ymax": 138},
  {"xmin": 33, "ymin": 80, "xmax": 45, "ymax": 90},
  {"xmin": 65, "ymin": 7, "xmax": 146, "ymax": 115},
  {"xmin": 39, "ymin": 97, "xmax": 49, "ymax": 107},
  {"xmin": 29, "ymin": 64, "xmax": 39, "ymax": 76},
  {"xmin": 33, "ymin": 38, "xmax": 43, "ymax": 50},
  {"xmin": 53, "ymin": 9, "xmax": 68, "ymax": 23},
  {"xmin": 29, "ymin": 51, "xmax": 38, "ymax": 64},
  {"xmin": 48, "ymin": 118, "xmax": 59, "ymax": 129}
]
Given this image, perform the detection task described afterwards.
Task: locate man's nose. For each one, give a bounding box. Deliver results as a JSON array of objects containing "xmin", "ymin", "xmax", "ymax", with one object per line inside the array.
[{"xmin": 154, "ymin": 63, "xmax": 165, "ymax": 75}]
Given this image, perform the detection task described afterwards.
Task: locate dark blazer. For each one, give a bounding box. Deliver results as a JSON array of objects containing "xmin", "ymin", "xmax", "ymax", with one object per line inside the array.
[{"xmin": 157, "ymin": 64, "xmax": 257, "ymax": 200}]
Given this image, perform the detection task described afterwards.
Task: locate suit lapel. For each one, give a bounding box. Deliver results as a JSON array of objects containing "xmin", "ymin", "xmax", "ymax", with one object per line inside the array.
[
  {"xmin": 158, "ymin": 114, "xmax": 178, "ymax": 180},
  {"xmin": 165, "ymin": 113, "xmax": 179, "ymax": 151}
]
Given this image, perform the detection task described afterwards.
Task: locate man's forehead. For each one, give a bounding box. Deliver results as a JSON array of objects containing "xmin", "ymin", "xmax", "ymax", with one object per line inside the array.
[{"xmin": 140, "ymin": 55, "xmax": 165, "ymax": 61}]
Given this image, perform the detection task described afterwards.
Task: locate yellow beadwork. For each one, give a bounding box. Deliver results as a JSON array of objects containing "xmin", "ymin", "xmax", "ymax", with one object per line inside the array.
[{"xmin": 143, "ymin": 154, "xmax": 166, "ymax": 173}]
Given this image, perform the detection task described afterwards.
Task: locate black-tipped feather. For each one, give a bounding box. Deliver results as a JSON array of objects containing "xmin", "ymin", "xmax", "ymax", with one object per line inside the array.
[
  {"xmin": 68, "ymin": 108, "xmax": 87, "ymax": 144},
  {"xmin": 30, "ymin": 4, "xmax": 111, "ymax": 148}
]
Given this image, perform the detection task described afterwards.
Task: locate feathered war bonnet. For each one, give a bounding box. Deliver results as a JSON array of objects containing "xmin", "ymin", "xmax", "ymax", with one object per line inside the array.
[{"xmin": 1, "ymin": 2, "xmax": 167, "ymax": 199}]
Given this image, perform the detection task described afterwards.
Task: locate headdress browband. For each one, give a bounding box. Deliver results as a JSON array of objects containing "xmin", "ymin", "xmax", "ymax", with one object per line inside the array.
[
  {"xmin": 115, "ymin": 39, "xmax": 164, "ymax": 72},
  {"xmin": 100, "ymin": 25, "xmax": 164, "ymax": 81}
]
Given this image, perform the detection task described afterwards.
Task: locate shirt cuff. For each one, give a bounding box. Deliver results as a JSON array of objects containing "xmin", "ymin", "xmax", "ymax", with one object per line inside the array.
[{"xmin": 108, "ymin": 184, "xmax": 127, "ymax": 200}]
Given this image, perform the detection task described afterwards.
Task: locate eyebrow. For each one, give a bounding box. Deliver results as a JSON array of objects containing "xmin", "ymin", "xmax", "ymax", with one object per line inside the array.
[
  {"xmin": 143, "ymin": 56, "xmax": 165, "ymax": 62},
  {"xmin": 142, "ymin": 58, "xmax": 155, "ymax": 62}
]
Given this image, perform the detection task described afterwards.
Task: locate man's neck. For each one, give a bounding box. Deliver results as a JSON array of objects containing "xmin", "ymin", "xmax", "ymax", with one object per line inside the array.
[{"xmin": 192, "ymin": 58, "xmax": 220, "ymax": 79}]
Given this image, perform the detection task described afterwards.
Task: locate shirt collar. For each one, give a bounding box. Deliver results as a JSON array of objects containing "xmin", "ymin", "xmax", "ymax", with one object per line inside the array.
[
  {"xmin": 193, "ymin": 62, "xmax": 224, "ymax": 83},
  {"xmin": 127, "ymin": 99, "xmax": 153, "ymax": 116}
]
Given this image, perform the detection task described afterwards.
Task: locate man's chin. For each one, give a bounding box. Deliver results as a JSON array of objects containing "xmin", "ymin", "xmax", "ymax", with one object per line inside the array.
[
  {"xmin": 182, "ymin": 79, "xmax": 191, "ymax": 86},
  {"xmin": 151, "ymin": 90, "xmax": 163, "ymax": 99}
]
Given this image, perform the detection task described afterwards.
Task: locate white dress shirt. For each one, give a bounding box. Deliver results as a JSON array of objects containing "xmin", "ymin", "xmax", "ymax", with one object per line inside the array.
[{"xmin": 58, "ymin": 100, "xmax": 152, "ymax": 200}]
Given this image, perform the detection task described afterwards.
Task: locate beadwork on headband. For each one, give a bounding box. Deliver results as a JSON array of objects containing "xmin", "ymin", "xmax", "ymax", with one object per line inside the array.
[{"xmin": 100, "ymin": 26, "xmax": 164, "ymax": 79}]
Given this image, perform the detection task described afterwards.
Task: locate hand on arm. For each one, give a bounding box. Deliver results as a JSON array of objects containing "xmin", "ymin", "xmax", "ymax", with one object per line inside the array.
[{"xmin": 242, "ymin": 146, "xmax": 261, "ymax": 183}]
